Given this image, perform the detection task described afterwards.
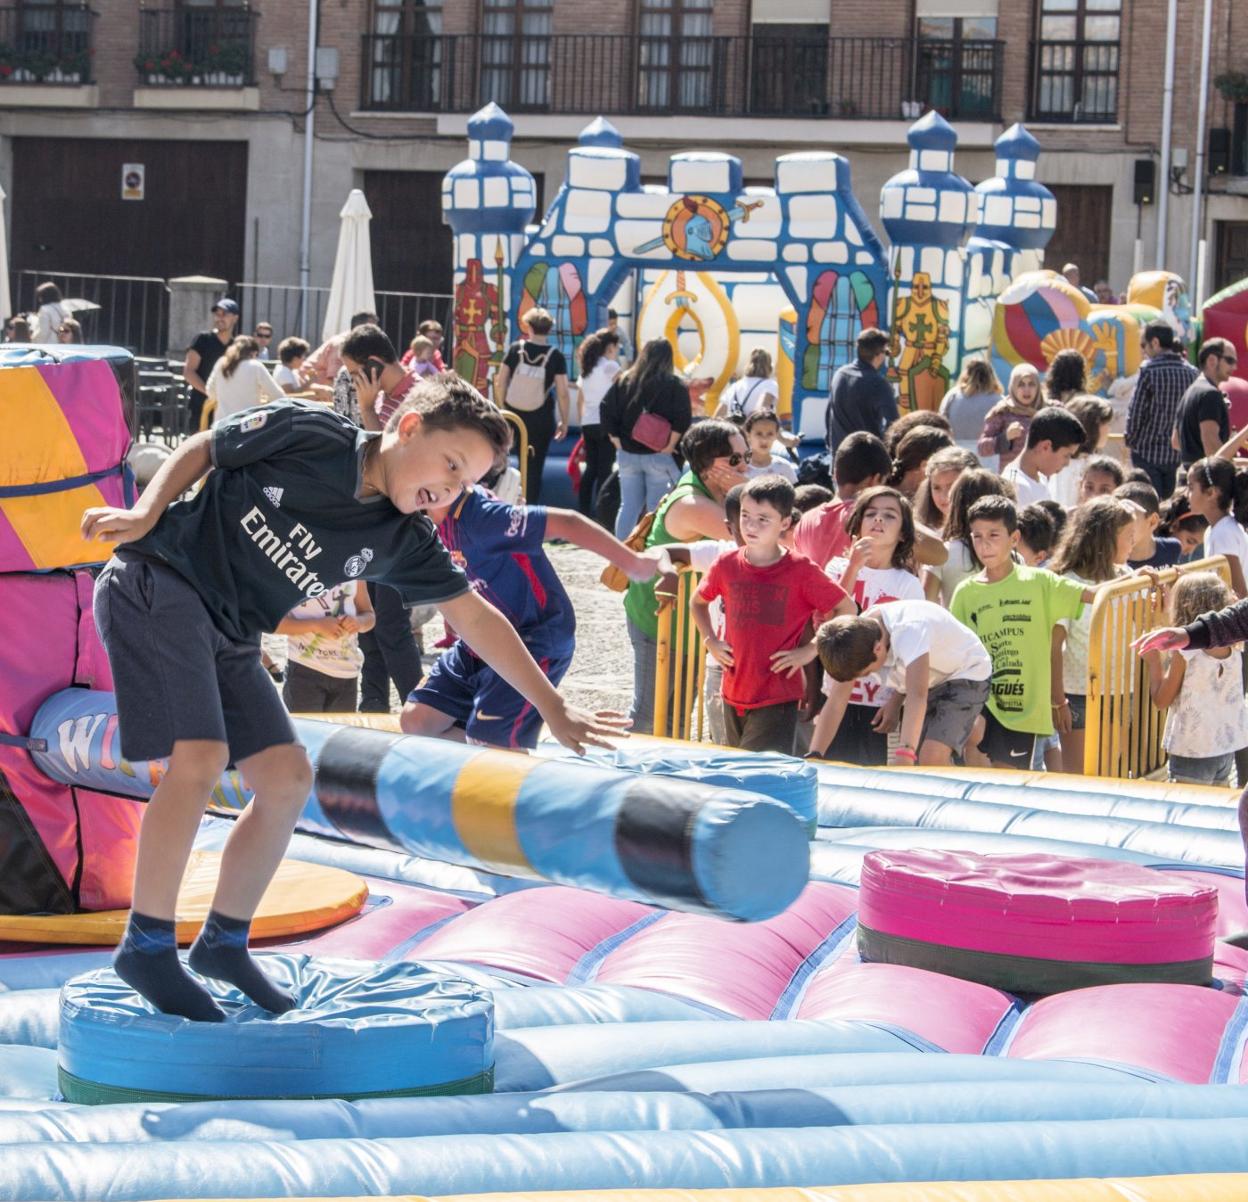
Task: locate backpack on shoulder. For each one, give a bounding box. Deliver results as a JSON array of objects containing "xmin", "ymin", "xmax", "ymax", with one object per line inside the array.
[{"xmin": 506, "ymin": 342, "xmax": 555, "ymax": 412}]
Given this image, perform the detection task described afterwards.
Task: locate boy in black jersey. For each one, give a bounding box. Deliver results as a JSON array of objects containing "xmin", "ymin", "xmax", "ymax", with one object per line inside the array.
[{"xmin": 84, "ymin": 382, "xmax": 625, "ymax": 1022}]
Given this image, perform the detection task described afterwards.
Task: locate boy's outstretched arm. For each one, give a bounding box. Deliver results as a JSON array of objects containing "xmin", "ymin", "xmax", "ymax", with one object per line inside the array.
[
  {"xmin": 438, "ymin": 589, "xmax": 628, "ymax": 754},
  {"xmin": 82, "ymin": 430, "xmax": 214, "ymax": 543},
  {"xmin": 896, "ymin": 655, "xmax": 929, "ymax": 758},
  {"xmin": 545, "ymin": 509, "xmax": 668, "ymax": 581}
]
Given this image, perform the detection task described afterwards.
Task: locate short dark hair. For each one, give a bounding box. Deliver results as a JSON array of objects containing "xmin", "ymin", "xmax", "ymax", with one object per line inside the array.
[
  {"xmin": 35, "ymin": 281, "xmax": 62, "ymax": 305},
  {"xmin": 418, "ymin": 320, "xmax": 443, "ymax": 337},
  {"xmin": 1026, "ymin": 406, "xmax": 1086, "ymax": 452},
  {"xmin": 724, "ymin": 482, "xmax": 746, "ymax": 524},
  {"xmin": 386, "ymin": 376, "xmax": 513, "ymax": 463},
  {"xmin": 833, "ymin": 432, "xmax": 891, "ymax": 487},
  {"xmin": 607, "ymin": 308, "xmax": 619, "ymax": 320},
  {"xmin": 1017, "ymin": 503, "xmax": 1057, "ymax": 555},
  {"xmin": 967, "ymin": 494, "xmax": 1018, "ymax": 534},
  {"xmin": 1143, "ymin": 321, "xmax": 1176, "ymax": 350},
  {"xmin": 342, "ymin": 323, "xmax": 397, "ymax": 365},
  {"xmin": 743, "ymin": 409, "xmax": 781, "ymax": 434},
  {"xmin": 277, "ymin": 336, "xmax": 310, "ymax": 365},
  {"xmin": 1036, "ymin": 497, "xmax": 1067, "ymax": 540},
  {"xmin": 1082, "ymin": 454, "xmax": 1125, "ymax": 488},
  {"xmin": 856, "ymin": 328, "xmax": 889, "ymax": 359},
  {"xmin": 1199, "ymin": 337, "xmax": 1235, "ymax": 368},
  {"xmin": 794, "ymin": 483, "xmax": 833, "ymax": 513},
  {"xmin": 680, "ymin": 419, "xmax": 740, "ymax": 478},
  {"xmin": 1123, "ymin": 467, "xmax": 1154, "ymax": 486},
  {"xmin": 349, "ymin": 310, "xmax": 379, "ymax": 330},
  {"xmin": 741, "ymin": 474, "xmax": 796, "ymax": 519},
  {"xmin": 817, "ymin": 615, "xmax": 883, "ymax": 682},
  {"xmin": 1115, "ymin": 480, "xmax": 1161, "ymax": 517}
]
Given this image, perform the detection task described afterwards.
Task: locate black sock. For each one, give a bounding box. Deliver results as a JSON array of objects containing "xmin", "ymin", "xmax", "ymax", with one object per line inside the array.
[
  {"xmin": 188, "ymin": 910, "xmax": 296, "ymax": 1014},
  {"xmin": 113, "ymin": 911, "xmax": 224, "ymax": 1023}
]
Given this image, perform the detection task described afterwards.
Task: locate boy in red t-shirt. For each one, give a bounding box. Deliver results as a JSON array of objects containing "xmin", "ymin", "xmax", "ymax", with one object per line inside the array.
[{"xmin": 692, "ymin": 474, "xmax": 855, "ymax": 753}]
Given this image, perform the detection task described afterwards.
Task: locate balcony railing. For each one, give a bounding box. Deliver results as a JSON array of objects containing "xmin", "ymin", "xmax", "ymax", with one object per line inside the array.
[
  {"xmin": 0, "ymin": 3, "xmax": 93, "ymax": 85},
  {"xmin": 136, "ymin": 6, "xmax": 256, "ymax": 87},
  {"xmin": 360, "ymin": 32, "xmax": 1004, "ymax": 122}
]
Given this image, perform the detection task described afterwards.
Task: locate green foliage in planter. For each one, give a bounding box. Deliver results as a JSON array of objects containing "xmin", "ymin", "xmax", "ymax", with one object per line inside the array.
[
  {"xmin": 1214, "ymin": 71, "xmax": 1248, "ymax": 103},
  {"xmin": 0, "ymin": 42, "xmax": 91, "ymax": 81}
]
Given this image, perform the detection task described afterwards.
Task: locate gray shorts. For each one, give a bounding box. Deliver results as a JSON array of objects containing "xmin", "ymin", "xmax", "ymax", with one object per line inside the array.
[
  {"xmin": 94, "ymin": 552, "xmax": 296, "ymax": 764},
  {"xmin": 922, "ymin": 676, "xmax": 991, "ymax": 753}
]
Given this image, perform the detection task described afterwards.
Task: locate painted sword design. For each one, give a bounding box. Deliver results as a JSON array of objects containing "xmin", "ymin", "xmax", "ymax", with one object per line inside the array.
[{"xmin": 630, "ymin": 198, "xmax": 765, "ymax": 256}]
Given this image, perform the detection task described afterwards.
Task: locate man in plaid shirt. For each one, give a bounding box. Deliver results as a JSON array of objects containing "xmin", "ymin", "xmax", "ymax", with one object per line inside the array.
[{"xmin": 1125, "ymin": 320, "xmax": 1198, "ymax": 499}]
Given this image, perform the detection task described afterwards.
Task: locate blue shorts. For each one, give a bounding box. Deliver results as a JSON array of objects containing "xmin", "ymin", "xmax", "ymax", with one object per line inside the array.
[{"xmin": 411, "ymin": 639, "xmax": 573, "ymax": 750}]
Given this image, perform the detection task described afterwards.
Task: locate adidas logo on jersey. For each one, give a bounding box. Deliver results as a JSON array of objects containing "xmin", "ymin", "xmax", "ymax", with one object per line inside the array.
[{"xmin": 263, "ymin": 486, "xmax": 284, "ymax": 508}]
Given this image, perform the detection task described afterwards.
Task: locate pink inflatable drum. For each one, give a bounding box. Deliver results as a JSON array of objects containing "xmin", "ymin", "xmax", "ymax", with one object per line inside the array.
[{"xmin": 857, "ymin": 849, "xmax": 1218, "ymax": 994}]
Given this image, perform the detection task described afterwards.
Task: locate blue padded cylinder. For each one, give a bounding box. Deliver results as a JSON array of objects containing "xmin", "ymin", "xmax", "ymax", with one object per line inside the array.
[
  {"xmin": 542, "ymin": 744, "xmax": 819, "ymax": 834},
  {"xmin": 58, "ymin": 957, "xmax": 493, "ymax": 1104}
]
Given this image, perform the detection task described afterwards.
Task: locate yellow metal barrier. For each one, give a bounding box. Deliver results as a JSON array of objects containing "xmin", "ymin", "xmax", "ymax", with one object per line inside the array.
[
  {"xmin": 1085, "ymin": 555, "xmax": 1231, "ymax": 779},
  {"xmin": 653, "ymin": 566, "xmax": 707, "ymax": 741},
  {"xmin": 500, "ymin": 409, "xmax": 530, "ymax": 499}
]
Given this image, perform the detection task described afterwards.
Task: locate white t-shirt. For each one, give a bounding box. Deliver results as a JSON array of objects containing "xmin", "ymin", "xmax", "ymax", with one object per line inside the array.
[
  {"xmin": 1057, "ymin": 568, "xmax": 1126, "ymax": 695},
  {"xmin": 36, "ymin": 301, "xmax": 69, "ymax": 344},
  {"xmin": 1047, "ymin": 457, "xmax": 1085, "ymax": 509},
  {"xmin": 745, "ymin": 454, "xmax": 797, "ymax": 482},
  {"xmin": 1001, "ymin": 458, "xmax": 1052, "ymax": 506},
  {"xmin": 1164, "ymin": 646, "xmax": 1248, "ymax": 758},
  {"xmin": 872, "ymin": 599, "xmax": 992, "ymax": 693},
  {"xmin": 578, "ymin": 358, "xmax": 621, "ymax": 426},
  {"xmin": 927, "ymin": 539, "xmax": 977, "ymax": 608},
  {"xmin": 688, "ymin": 537, "xmax": 736, "ymax": 637},
  {"xmin": 721, "ymin": 375, "xmax": 779, "ymax": 418},
  {"xmin": 207, "ymin": 358, "xmax": 286, "ymax": 424},
  {"xmin": 286, "ymin": 582, "xmax": 364, "ymax": 679},
  {"xmin": 273, "ymin": 363, "xmax": 301, "ymax": 390},
  {"xmin": 1205, "ymin": 515, "xmax": 1248, "ymax": 581},
  {"xmin": 822, "ymin": 560, "xmax": 924, "ymax": 705}
]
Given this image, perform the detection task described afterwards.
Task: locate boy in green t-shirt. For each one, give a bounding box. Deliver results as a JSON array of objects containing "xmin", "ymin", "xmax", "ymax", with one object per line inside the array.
[{"xmin": 950, "ymin": 496, "xmax": 1095, "ymax": 768}]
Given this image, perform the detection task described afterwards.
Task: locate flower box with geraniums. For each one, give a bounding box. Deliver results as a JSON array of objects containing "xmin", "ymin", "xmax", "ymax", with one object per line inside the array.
[
  {"xmin": 134, "ymin": 40, "xmax": 248, "ymax": 87},
  {"xmin": 0, "ymin": 44, "xmax": 91, "ymax": 85}
]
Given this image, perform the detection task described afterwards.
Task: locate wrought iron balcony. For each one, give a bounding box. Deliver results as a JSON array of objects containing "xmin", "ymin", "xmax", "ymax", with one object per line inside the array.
[
  {"xmin": 360, "ymin": 31, "xmax": 1004, "ymax": 123},
  {"xmin": 136, "ymin": 6, "xmax": 256, "ymax": 87},
  {"xmin": 0, "ymin": 3, "xmax": 93, "ymax": 85}
]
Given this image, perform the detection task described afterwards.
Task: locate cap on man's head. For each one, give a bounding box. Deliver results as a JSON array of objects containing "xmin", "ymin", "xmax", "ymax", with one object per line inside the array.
[{"xmin": 213, "ymin": 298, "xmax": 240, "ymax": 315}]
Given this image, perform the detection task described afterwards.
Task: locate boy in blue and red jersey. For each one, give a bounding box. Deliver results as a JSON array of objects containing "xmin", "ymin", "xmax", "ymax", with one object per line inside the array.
[{"xmin": 402, "ymin": 488, "xmax": 664, "ymax": 749}]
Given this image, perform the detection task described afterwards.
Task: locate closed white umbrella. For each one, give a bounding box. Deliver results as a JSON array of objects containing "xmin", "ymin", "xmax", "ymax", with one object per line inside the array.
[
  {"xmin": 321, "ymin": 189, "xmax": 376, "ymax": 343},
  {"xmin": 0, "ymin": 184, "xmax": 11, "ymax": 322}
]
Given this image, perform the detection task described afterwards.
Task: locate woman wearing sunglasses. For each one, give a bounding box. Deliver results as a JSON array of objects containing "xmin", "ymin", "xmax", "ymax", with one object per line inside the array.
[{"xmin": 622, "ymin": 417, "xmax": 749, "ymax": 734}]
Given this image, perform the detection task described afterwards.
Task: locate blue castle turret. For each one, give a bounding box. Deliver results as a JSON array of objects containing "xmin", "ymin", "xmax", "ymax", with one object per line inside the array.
[
  {"xmin": 972, "ymin": 123, "xmax": 1055, "ymax": 255},
  {"xmin": 880, "ymin": 111, "xmax": 976, "ymax": 254},
  {"xmin": 441, "ymin": 102, "xmax": 536, "ymax": 239}
]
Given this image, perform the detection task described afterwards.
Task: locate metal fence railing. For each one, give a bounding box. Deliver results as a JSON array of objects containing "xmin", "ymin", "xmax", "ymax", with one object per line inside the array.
[
  {"xmin": 136, "ymin": 6, "xmax": 257, "ymax": 86},
  {"xmin": 0, "ymin": 2, "xmax": 93, "ymax": 84},
  {"xmin": 8, "ymin": 273, "xmax": 453, "ymax": 362},
  {"xmin": 360, "ymin": 31, "xmax": 1005, "ymax": 122},
  {"xmin": 1086, "ymin": 556, "xmax": 1231, "ymax": 779},
  {"xmin": 11, "ymin": 270, "xmax": 170, "ymax": 355},
  {"xmin": 653, "ymin": 566, "xmax": 707, "ymax": 742}
]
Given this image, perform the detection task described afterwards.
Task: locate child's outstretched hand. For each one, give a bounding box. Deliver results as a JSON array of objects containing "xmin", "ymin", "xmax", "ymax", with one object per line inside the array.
[
  {"xmin": 546, "ymin": 704, "xmax": 631, "ymax": 755},
  {"xmin": 1132, "ymin": 627, "xmax": 1190, "ymax": 655},
  {"xmin": 706, "ymin": 636, "xmax": 735, "ymax": 669},
  {"xmin": 627, "ymin": 547, "xmax": 670, "ymax": 583},
  {"xmin": 770, "ymin": 642, "xmax": 817, "ymax": 677},
  {"xmin": 81, "ymin": 505, "xmax": 154, "ymax": 544}
]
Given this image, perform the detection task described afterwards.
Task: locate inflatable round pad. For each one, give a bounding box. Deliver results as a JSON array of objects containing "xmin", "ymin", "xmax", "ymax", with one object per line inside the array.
[
  {"xmin": 858, "ymin": 850, "xmax": 1218, "ymax": 993},
  {"xmin": 58, "ymin": 957, "xmax": 493, "ymax": 1104},
  {"xmin": 544, "ymin": 742, "xmax": 819, "ymax": 834},
  {"xmin": 0, "ymin": 852, "xmax": 368, "ymax": 945}
]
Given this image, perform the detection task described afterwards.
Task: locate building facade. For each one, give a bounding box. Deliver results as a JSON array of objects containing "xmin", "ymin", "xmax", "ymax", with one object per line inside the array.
[{"xmin": 2, "ymin": 0, "xmax": 1247, "ymax": 343}]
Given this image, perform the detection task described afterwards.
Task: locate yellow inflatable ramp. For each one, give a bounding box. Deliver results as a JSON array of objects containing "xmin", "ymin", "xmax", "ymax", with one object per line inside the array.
[
  {"xmin": 0, "ymin": 852, "xmax": 367, "ymax": 945},
  {"xmin": 167, "ymin": 1176, "xmax": 1248, "ymax": 1202}
]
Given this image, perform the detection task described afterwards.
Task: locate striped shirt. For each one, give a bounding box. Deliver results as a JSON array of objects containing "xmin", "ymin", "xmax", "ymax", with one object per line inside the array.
[{"xmin": 1125, "ymin": 351, "xmax": 1199, "ymax": 466}]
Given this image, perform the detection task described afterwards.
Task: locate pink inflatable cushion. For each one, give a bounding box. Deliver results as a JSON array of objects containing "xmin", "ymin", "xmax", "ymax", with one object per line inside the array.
[
  {"xmin": 795, "ymin": 962, "xmax": 1015, "ymax": 1054},
  {"xmin": 859, "ymin": 849, "xmax": 1218, "ymax": 965},
  {"xmin": 1008, "ymin": 982, "xmax": 1240, "ymax": 1084},
  {"xmin": 592, "ymin": 882, "xmax": 858, "ymax": 1019},
  {"xmin": 412, "ymin": 886, "xmax": 652, "ymax": 983},
  {"xmin": 264, "ymin": 880, "xmax": 473, "ymax": 961}
]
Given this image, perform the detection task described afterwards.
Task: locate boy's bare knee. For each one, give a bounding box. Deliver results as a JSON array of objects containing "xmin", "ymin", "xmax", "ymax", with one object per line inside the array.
[
  {"xmin": 400, "ymin": 701, "xmax": 452, "ymax": 738},
  {"xmin": 240, "ymin": 742, "xmax": 313, "ymax": 802},
  {"xmin": 168, "ymin": 740, "xmax": 230, "ymax": 786}
]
